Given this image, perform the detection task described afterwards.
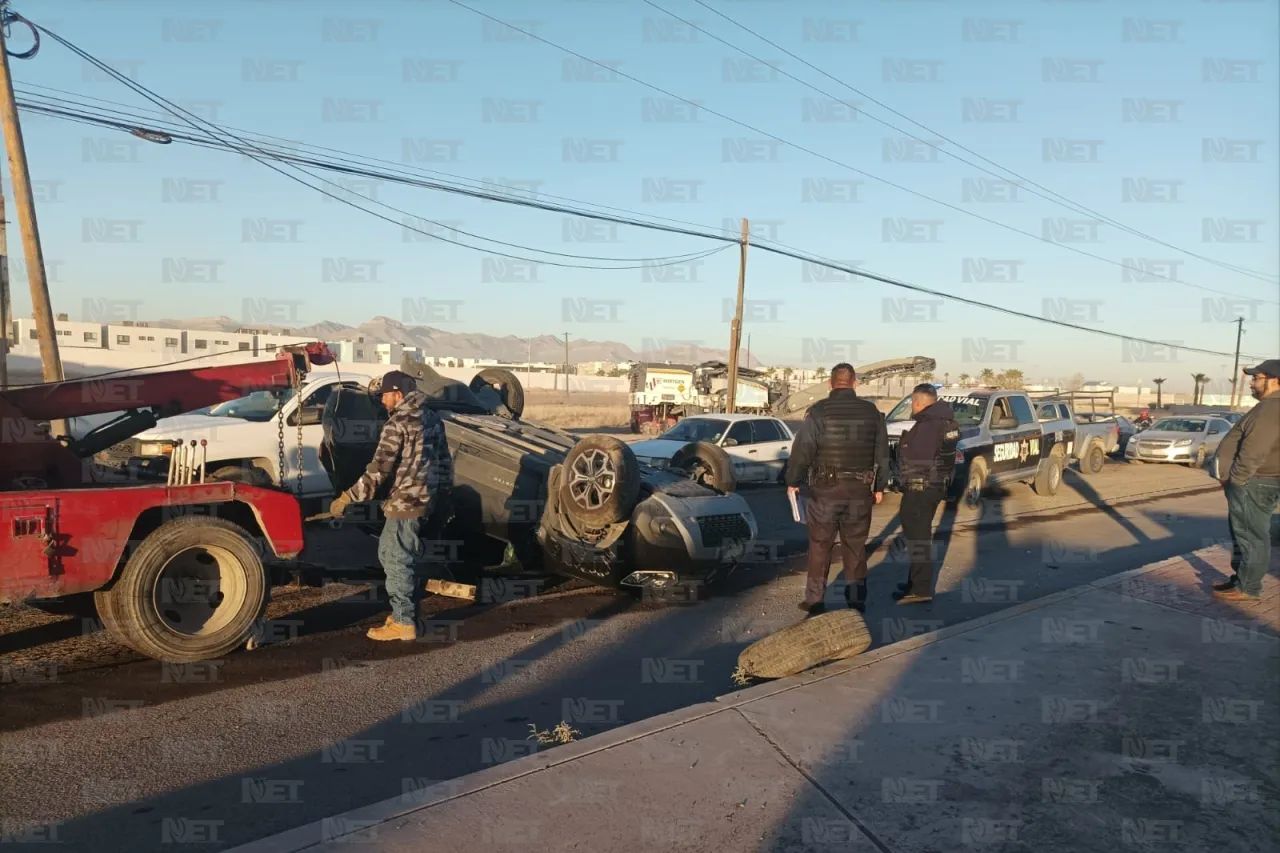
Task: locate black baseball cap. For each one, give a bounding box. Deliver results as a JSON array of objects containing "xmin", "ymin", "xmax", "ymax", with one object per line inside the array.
[
  {"xmin": 372, "ymin": 370, "xmax": 416, "ymax": 394},
  {"xmin": 1242, "ymin": 359, "xmax": 1280, "ymax": 379}
]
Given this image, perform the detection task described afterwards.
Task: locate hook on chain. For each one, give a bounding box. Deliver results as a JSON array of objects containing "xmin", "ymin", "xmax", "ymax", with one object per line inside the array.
[{"xmin": 1, "ymin": 8, "xmax": 40, "ymax": 60}]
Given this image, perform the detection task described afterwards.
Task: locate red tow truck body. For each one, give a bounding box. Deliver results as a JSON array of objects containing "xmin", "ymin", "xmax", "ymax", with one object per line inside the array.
[{"xmin": 0, "ymin": 344, "xmax": 333, "ymax": 604}]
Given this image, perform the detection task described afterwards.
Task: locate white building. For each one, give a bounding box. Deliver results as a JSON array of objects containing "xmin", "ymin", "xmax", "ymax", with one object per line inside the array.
[
  {"xmin": 374, "ymin": 342, "xmax": 404, "ymax": 365},
  {"xmin": 334, "ymin": 338, "xmax": 374, "ymax": 363},
  {"xmin": 106, "ymin": 322, "xmax": 188, "ymax": 356},
  {"xmin": 13, "ymin": 316, "xmax": 106, "ymax": 349}
]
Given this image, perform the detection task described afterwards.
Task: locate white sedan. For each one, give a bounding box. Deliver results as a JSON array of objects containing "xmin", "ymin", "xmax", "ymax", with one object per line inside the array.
[{"xmin": 630, "ymin": 414, "xmax": 794, "ymax": 483}]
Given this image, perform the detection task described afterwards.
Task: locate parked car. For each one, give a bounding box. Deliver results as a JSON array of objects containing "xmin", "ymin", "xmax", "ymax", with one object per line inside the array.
[
  {"xmin": 1206, "ymin": 411, "xmax": 1244, "ymax": 427},
  {"xmin": 629, "ymin": 414, "xmax": 794, "ymax": 484},
  {"xmin": 888, "ymin": 389, "xmax": 1071, "ymax": 501},
  {"xmin": 1124, "ymin": 416, "xmax": 1232, "ymax": 467},
  {"xmin": 1040, "ymin": 403, "xmax": 1120, "ymax": 474}
]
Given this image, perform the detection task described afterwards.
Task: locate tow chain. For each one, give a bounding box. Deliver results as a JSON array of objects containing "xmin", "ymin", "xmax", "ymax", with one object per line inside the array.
[{"xmin": 276, "ymin": 392, "xmax": 286, "ymax": 491}]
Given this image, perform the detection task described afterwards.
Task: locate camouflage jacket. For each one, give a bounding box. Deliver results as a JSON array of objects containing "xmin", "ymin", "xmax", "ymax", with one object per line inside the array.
[{"xmin": 344, "ymin": 391, "xmax": 452, "ymax": 519}]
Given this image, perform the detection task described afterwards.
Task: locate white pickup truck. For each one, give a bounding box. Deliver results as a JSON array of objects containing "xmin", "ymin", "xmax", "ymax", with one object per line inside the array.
[{"xmin": 96, "ymin": 370, "xmax": 374, "ymax": 500}]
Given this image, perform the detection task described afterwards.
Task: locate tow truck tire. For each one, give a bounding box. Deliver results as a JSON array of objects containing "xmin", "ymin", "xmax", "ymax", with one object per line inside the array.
[
  {"xmin": 1081, "ymin": 443, "xmax": 1105, "ymax": 476},
  {"xmin": 209, "ymin": 465, "xmax": 273, "ymax": 488},
  {"xmin": 94, "ymin": 517, "xmax": 268, "ymax": 662},
  {"xmin": 560, "ymin": 435, "xmax": 641, "ymax": 527},
  {"xmin": 470, "ymin": 369, "xmax": 525, "ymax": 419},
  {"xmin": 1035, "ymin": 454, "xmax": 1063, "ymax": 497},
  {"xmin": 670, "ymin": 441, "xmax": 737, "ymax": 493}
]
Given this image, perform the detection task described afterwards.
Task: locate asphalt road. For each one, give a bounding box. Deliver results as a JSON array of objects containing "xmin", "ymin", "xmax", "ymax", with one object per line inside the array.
[{"xmin": 0, "ymin": 463, "xmax": 1240, "ymax": 852}]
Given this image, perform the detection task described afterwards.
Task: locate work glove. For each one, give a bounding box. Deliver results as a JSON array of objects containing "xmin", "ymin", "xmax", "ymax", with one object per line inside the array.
[{"xmin": 329, "ymin": 493, "xmax": 352, "ymax": 517}]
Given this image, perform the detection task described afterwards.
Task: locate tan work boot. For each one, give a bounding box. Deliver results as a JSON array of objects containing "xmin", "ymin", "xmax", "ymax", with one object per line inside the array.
[{"xmin": 367, "ymin": 617, "xmax": 418, "ymax": 641}]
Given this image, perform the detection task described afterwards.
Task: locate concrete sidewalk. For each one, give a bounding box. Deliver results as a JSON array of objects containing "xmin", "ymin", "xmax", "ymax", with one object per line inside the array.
[{"xmin": 231, "ymin": 545, "xmax": 1279, "ymax": 853}]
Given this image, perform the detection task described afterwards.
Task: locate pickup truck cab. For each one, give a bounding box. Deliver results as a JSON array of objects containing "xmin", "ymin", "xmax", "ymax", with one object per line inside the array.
[
  {"xmin": 887, "ymin": 389, "xmax": 1068, "ymax": 503},
  {"xmin": 97, "ymin": 370, "xmax": 374, "ymax": 503}
]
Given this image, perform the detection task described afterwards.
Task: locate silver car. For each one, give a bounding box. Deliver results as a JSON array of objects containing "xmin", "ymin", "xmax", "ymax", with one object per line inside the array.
[{"xmin": 1124, "ymin": 415, "xmax": 1232, "ymax": 467}]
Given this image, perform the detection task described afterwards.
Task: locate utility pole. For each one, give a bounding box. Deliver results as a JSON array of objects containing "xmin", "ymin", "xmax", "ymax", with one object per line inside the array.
[
  {"xmin": 1228, "ymin": 317, "xmax": 1244, "ymax": 410},
  {"xmin": 526, "ymin": 337, "xmax": 531, "ymax": 390},
  {"xmin": 725, "ymin": 218, "xmax": 748, "ymax": 413},
  {"xmin": 0, "ymin": 174, "xmax": 8, "ymax": 390},
  {"xmin": 0, "ymin": 15, "xmax": 63, "ymax": 389},
  {"xmin": 563, "ymin": 332, "xmax": 570, "ymax": 399}
]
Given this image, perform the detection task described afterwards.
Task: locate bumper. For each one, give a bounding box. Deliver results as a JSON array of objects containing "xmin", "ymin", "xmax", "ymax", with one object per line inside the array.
[
  {"xmin": 539, "ymin": 491, "xmax": 758, "ymax": 588},
  {"xmin": 1125, "ymin": 443, "xmax": 1198, "ymax": 463}
]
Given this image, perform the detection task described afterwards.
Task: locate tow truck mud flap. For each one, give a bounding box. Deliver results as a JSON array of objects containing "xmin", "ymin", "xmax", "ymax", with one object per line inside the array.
[{"xmin": 736, "ymin": 610, "xmax": 872, "ymax": 680}]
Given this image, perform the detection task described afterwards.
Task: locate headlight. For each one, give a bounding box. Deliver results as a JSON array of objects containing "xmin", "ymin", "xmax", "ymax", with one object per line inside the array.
[
  {"xmin": 136, "ymin": 440, "xmax": 176, "ymax": 457},
  {"xmin": 1173, "ymin": 439, "xmax": 1193, "ymax": 447}
]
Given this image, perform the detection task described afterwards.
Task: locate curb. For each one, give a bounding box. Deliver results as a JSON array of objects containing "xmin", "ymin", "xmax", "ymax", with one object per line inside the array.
[{"xmin": 224, "ymin": 543, "xmax": 1233, "ymax": 853}]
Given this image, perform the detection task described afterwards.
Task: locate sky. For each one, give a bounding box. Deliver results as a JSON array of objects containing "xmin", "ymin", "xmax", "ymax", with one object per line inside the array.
[{"xmin": 6, "ymin": 0, "xmax": 1279, "ymax": 392}]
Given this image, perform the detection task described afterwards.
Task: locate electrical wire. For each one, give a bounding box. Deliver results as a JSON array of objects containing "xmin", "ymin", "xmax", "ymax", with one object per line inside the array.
[
  {"xmin": 444, "ymin": 0, "xmax": 1279, "ymax": 305},
  {"xmin": 16, "ymin": 80, "xmax": 739, "ymax": 240},
  {"xmin": 28, "ymin": 27, "xmax": 730, "ymax": 271},
  {"xmin": 674, "ymin": 0, "xmax": 1280, "ymax": 286},
  {"xmin": 18, "ymin": 23, "xmax": 1273, "ymax": 360}
]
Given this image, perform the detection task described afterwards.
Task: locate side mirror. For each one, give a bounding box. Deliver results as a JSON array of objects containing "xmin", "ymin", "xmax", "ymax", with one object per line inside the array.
[
  {"xmin": 296, "ymin": 408, "xmax": 324, "ymax": 427},
  {"xmin": 1208, "ymin": 428, "xmax": 1220, "ymax": 435},
  {"xmin": 723, "ymin": 438, "xmax": 738, "ymax": 447}
]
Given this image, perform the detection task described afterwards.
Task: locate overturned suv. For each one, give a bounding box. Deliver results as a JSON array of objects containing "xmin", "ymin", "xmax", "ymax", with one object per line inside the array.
[{"xmin": 319, "ymin": 357, "xmax": 759, "ymax": 592}]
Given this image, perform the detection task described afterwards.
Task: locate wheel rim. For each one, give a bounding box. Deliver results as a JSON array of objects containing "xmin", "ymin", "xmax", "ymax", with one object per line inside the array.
[
  {"xmin": 567, "ymin": 448, "xmax": 618, "ymax": 510},
  {"xmin": 1197, "ymin": 448, "xmax": 1205, "ymax": 465},
  {"xmin": 966, "ymin": 472, "xmax": 982, "ymax": 506},
  {"xmin": 151, "ymin": 545, "xmax": 248, "ymax": 637},
  {"xmin": 1050, "ymin": 462, "xmax": 1062, "ymax": 490}
]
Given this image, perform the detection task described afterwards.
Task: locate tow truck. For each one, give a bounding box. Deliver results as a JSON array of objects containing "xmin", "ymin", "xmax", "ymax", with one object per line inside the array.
[{"xmin": 0, "ymin": 343, "xmax": 335, "ymax": 661}]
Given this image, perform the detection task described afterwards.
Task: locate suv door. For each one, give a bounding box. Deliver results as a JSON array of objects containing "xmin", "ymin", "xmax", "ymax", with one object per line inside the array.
[{"xmin": 721, "ymin": 420, "xmax": 759, "ymax": 481}]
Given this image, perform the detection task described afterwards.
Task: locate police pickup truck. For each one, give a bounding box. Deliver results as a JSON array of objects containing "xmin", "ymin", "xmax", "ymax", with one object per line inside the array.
[{"xmin": 887, "ymin": 389, "xmax": 1072, "ymax": 504}]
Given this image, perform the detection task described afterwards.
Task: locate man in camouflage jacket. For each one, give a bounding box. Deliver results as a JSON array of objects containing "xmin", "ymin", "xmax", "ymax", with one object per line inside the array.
[{"xmin": 330, "ymin": 370, "xmax": 453, "ymax": 641}]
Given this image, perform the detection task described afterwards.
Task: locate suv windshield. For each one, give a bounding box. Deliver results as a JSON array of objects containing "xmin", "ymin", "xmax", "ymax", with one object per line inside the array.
[
  {"xmin": 937, "ymin": 395, "xmax": 989, "ymax": 427},
  {"xmin": 1151, "ymin": 418, "xmax": 1205, "ymax": 433},
  {"xmin": 206, "ymin": 388, "xmax": 297, "ymax": 422},
  {"xmin": 662, "ymin": 418, "xmax": 729, "ymax": 443}
]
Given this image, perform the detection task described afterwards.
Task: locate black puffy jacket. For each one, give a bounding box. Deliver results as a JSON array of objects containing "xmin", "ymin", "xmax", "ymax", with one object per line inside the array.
[
  {"xmin": 897, "ymin": 400, "xmax": 961, "ymax": 487},
  {"xmin": 785, "ymin": 388, "xmax": 889, "ymax": 490}
]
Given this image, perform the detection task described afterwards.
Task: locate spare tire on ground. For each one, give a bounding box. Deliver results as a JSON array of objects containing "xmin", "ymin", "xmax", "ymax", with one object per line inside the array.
[
  {"xmin": 559, "ymin": 435, "xmax": 641, "ymax": 527},
  {"xmin": 469, "ymin": 368, "xmax": 525, "ymax": 419},
  {"xmin": 736, "ymin": 609, "xmax": 872, "ymax": 680},
  {"xmin": 670, "ymin": 441, "xmax": 737, "ymax": 493}
]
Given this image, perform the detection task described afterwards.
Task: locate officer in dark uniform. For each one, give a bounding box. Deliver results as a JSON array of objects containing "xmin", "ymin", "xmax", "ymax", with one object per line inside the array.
[
  {"xmin": 892, "ymin": 384, "xmax": 960, "ymax": 604},
  {"xmin": 785, "ymin": 363, "xmax": 889, "ymax": 615}
]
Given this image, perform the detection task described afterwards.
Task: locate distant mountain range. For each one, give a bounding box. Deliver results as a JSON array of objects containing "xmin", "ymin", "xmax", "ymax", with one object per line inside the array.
[{"xmin": 155, "ymin": 315, "xmax": 762, "ymax": 367}]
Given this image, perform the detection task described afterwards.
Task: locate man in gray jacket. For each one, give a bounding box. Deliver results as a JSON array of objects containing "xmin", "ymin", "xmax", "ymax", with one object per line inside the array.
[{"xmin": 1211, "ymin": 358, "xmax": 1280, "ymax": 603}]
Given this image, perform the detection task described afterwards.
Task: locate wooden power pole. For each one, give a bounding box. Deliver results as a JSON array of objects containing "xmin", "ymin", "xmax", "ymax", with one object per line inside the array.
[
  {"xmin": 0, "ymin": 16, "xmax": 63, "ymax": 387},
  {"xmin": 1228, "ymin": 317, "xmax": 1244, "ymax": 410},
  {"xmin": 725, "ymin": 218, "xmax": 748, "ymax": 413},
  {"xmin": 0, "ymin": 175, "xmax": 8, "ymax": 390}
]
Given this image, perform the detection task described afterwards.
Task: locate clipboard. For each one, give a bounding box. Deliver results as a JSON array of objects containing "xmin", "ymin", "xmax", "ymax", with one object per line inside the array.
[{"xmin": 788, "ymin": 489, "xmax": 807, "ymax": 524}]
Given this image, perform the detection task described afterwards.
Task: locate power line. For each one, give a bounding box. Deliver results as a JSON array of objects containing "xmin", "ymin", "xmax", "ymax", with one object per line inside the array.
[
  {"xmin": 20, "ymin": 25, "xmax": 1271, "ymax": 361},
  {"xmin": 15, "ymin": 80, "xmax": 738, "ymax": 241},
  {"xmin": 675, "ymin": 0, "xmax": 1280, "ymax": 287},
  {"xmin": 443, "ymin": 0, "xmax": 1278, "ymax": 306},
  {"xmin": 29, "ymin": 26, "xmax": 728, "ymax": 272}
]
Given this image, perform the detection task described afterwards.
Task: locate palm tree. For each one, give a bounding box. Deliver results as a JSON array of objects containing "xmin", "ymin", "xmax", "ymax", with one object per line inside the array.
[
  {"xmin": 958, "ymin": 372, "xmax": 971, "ymax": 386},
  {"xmin": 1191, "ymin": 373, "xmax": 1208, "ymax": 405},
  {"xmin": 814, "ymin": 366, "xmax": 827, "ymax": 380},
  {"xmin": 979, "ymin": 368, "xmax": 996, "ymax": 386},
  {"xmin": 920, "ymin": 371, "xmax": 935, "ymax": 384},
  {"xmin": 943, "ymin": 372, "xmax": 950, "ymax": 386},
  {"xmin": 1002, "ymin": 368, "xmax": 1025, "ymax": 389},
  {"xmin": 1152, "ymin": 377, "xmax": 1165, "ymax": 409}
]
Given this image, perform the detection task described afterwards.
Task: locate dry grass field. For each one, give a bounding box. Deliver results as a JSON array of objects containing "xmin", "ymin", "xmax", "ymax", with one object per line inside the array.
[{"xmin": 522, "ymin": 389, "xmax": 631, "ymax": 429}]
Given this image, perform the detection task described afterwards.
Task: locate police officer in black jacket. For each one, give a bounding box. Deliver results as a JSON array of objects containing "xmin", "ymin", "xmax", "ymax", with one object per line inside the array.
[
  {"xmin": 786, "ymin": 363, "xmax": 889, "ymax": 615},
  {"xmin": 892, "ymin": 384, "xmax": 960, "ymax": 604}
]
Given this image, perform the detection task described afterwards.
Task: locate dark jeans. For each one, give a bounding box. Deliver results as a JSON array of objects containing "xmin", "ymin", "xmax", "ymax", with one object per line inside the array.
[
  {"xmin": 900, "ymin": 486, "xmax": 945, "ymax": 596},
  {"xmin": 379, "ymin": 517, "xmax": 424, "ymax": 625},
  {"xmin": 804, "ymin": 480, "xmax": 874, "ymax": 606},
  {"xmin": 1225, "ymin": 479, "xmax": 1280, "ymax": 597}
]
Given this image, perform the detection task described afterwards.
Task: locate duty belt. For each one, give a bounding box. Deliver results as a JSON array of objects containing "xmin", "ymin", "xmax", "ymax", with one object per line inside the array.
[{"xmin": 811, "ymin": 467, "xmax": 875, "ymax": 486}]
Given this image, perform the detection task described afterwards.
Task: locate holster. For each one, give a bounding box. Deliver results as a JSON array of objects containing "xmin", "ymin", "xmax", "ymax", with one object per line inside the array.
[
  {"xmin": 905, "ymin": 477, "xmax": 928, "ymax": 493},
  {"xmin": 809, "ymin": 466, "xmax": 875, "ymax": 487}
]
